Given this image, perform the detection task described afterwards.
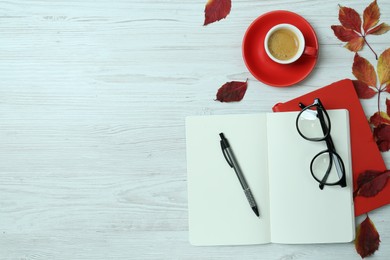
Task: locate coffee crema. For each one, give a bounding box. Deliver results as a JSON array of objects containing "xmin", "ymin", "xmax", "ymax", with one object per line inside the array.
[{"xmin": 267, "ymin": 28, "xmax": 299, "ymax": 61}]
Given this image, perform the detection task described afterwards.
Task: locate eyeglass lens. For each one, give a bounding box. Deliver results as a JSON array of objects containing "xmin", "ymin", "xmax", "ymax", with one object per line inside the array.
[
  {"xmin": 297, "ymin": 107, "xmax": 330, "ymax": 140},
  {"xmin": 311, "ymin": 151, "xmax": 344, "ymax": 185}
]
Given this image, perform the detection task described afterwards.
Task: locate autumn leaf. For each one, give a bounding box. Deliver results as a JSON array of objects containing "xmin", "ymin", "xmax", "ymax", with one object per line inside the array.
[
  {"xmin": 354, "ymin": 169, "xmax": 390, "ymax": 198},
  {"xmin": 374, "ymin": 124, "xmax": 390, "ymax": 151},
  {"xmin": 387, "ymin": 98, "xmax": 390, "ymax": 115},
  {"xmin": 367, "ymin": 22, "xmax": 390, "ymax": 35},
  {"xmin": 369, "ymin": 111, "xmax": 390, "ymax": 127},
  {"xmin": 352, "ymin": 53, "xmax": 377, "ymax": 87},
  {"xmin": 363, "ymin": 1, "xmax": 390, "ymax": 35},
  {"xmin": 339, "ymin": 5, "xmax": 362, "ymax": 31},
  {"xmin": 203, "ymin": 0, "xmax": 231, "ymax": 26},
  {"xmin": 363, "ymin": 0, "xmax": 380, "ymax": 32},
  {"xmin": 215, "ymin": 79, "xmax": 248, "ymax": 102},
  {"xmin": 331, "ymin": 1, "xmax": 389, "ymax": 58},
  {"xmin": 355, "ymin": 216, "xmax": 380, "ymax": 258},
  {"xmin": 352, "ymin": 80, "xmax": 377, "ymax": 99},
  {"xmin": 350, "ymin": 50, "xmax": 390, "ymax": 152},
  {"xmin": 377, "ymin": 48, "xmax": 390, "ymax": 85},
  {"xmin": 330, "ymin": 25, "xmax": 358, "ymax": 41}
]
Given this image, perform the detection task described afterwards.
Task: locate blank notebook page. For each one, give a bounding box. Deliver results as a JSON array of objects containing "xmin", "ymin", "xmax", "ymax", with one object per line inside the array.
[
  {"xmin": 186, "ymin": 114, "xmax": 271, "ymax": 245},
  {"xmin": 266, "ymin": 110, "xmax": 355, "ymax": 244}
]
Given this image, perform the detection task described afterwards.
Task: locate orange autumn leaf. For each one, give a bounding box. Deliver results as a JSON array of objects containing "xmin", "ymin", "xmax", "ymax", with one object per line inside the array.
[
  {"xmin": 363, "ymin": 0, "xmax": 380, "ymax": 32},
  {"xmin": 203, "ymin": 0, "xmax": 231, "ymax": 26},
  {"xmin": 367, "ymin": 22, "xmax": 390, "ymax": 35},
  {"xmin": 352, "ymin": 53, "xmax": 377, "ymax": 87},
  {"xmin": 345, "ymin": 37, "xmax": 364, "ymax": 52},
  {"xmin": 377, "ymin": 48, "xmax": 390, "ymax": 85},
  {"xmin": 355, "ymin": 216, "xmax": 380, "ymax": 258}
]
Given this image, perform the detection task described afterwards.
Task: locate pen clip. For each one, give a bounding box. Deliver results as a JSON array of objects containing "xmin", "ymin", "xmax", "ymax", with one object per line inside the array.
[{"xmin": 220, "ymin": 141, "xmax": 233, "ymax": 168}]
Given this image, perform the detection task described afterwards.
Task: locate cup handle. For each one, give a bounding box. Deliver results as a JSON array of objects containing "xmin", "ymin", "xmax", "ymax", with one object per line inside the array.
[{"xmin": 303, "ymin": 46, "xmax": 318, "ymax": 57}]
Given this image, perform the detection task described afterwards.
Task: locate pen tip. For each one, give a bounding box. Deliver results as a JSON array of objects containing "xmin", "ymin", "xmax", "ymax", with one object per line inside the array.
[
  {"xmin": 219, "ymin": 133, "xmax": 224, "ymax": 138},
  {"xmin": 252, "ymin": 206, "xmax": 260, "ymax": 217}
]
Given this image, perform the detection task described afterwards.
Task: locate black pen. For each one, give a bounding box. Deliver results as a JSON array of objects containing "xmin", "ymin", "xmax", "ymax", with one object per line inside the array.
[{"xmin": 219, "ymin": 133, "xmax": 260, "ymax": 217}]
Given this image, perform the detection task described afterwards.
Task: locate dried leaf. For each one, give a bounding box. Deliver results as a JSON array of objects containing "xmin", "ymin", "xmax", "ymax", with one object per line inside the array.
[
  {"xmin": 331, "ymin": 25, "xmax": 359, "ymax": 42},
  {"xmin": 215, "ymin": 80, "xmax": 247, "ymax": 102},
  {"xmin": 367, "ymin": 22, "xmax": 390, "ymax": 35},
  {"xmin": 355, "ymin": 170, "xmax": 390, "ymax": 197},
  {"xmin": 332, "ymin": 1, "xmax": 389, "ymax": 58},
  {"xmin": 377, "ymin": 48, "xmax": 390, "ymax": 85},
  {"xmin": 355, "ymin": 216, "xmax": 380, "ymax": 258},
  {"xmin": 345, "ymin": 37, "xmax": 364, "ymax": 52},
  {"xmin": 387, "ymin": 98, "xmax": 390, "ymax": 115},
  {"xmin": 363, "ymin": 0, "xmax": 380, "ymax": 33},
  {"xmin": 353, "ymin": 53, "xmax": 377, "ymax": 87},
  {"xmin": 339, "ymin": 5, "xmax": 362, "ymax": 32},
  {"xmin": 369, "ymin": 111, "xmax": 390, "ymax": 127},
  {"xmin": 374, "ymin": 124, "xmax": 390, "ymax": 151},
  {"xmin": 203, "ymin": 0, "xmax": 231, "ymax": 26},
  {"xmin": 357, "ymin": 170, "xmax": 383, "ymax": 187},
  {"xmin": 352, "ymin": 80, "xmax": 377, "ymax": 99}
]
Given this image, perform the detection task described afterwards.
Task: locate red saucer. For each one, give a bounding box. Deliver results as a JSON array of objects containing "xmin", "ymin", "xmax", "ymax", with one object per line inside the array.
[{"xmin": 242, "ymin": 10, "xmax": 319, "ymax": 87}]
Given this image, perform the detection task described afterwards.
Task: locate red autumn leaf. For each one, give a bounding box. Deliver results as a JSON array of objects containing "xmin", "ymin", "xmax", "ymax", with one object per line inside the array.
[
  {"xmin": 331, "ymin": 25, "xmax": 359, "ymax": 42},
  {"xmin": 352, "ymin": 80, "xmax": 377, "ymax": 98},
  {"xmin": 367, "ymin": 22, "xmax": 390, "ymax": 35},
  {"xmin": 203, "ymin": 0, "xmax": 231, "ymax": 26},
  {"xmin": 215, "ymin": 79, "xmax": 247, "ymax": 102},
  {"xmin": 354, "ymin": 170, "xmax": 390, "ymax": 197},
  {"xmin": 332, "ymin": 1, "xmax": 389, "ymax": 58},
  {"xmin": 353, "ymin": 53, "xmax": 377, "ymax": 87},
  {"xmin": 354, "ymin": 170, "xmax": 388, "ymax": 198},
  {"xmin": 385, "ymin": 84, "xmax": 390, "ymax": 93},
  {"xmin": 357, "ymin": 170, "xmax": 383, "ymax": 187},
  {"xmin": 387, "ymin": 98, "xmax": 390, "ymax": 115},
  {"xmin": 354, "ymin": 170, "xmax": 382, "ymax": 198},
  {"xmin": 377, "ymin": 48, "xmax": 390, "ymax": 85},
  {"xmin": 339, "ymin": 5, "xmax": 362, "ymax": 32},
  {"xmin": 369, "ymin": 112, "xmax": 390, "ymax": 127},
  {"xmin": 363, "ymin": 0, "xmax": 380, "ymax": 33},
  {"xmin": 374, "ymin": 124, "xmax": 390, "ymax": 151},
  {"xmin": 355, "ymin": 216, "xmax": 380, "ymax": 258}
]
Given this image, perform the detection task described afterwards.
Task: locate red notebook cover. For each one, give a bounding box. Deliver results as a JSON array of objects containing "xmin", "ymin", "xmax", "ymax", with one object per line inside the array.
[{"xmin": 272, "ymin": 79, "xmax": 389, "ymax": 216}]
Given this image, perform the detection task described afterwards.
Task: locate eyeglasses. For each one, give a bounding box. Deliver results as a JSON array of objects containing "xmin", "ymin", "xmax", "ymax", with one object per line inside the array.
[{"xmin": 296, "ymin": 98, "xmax": 347, "ymax": 190}]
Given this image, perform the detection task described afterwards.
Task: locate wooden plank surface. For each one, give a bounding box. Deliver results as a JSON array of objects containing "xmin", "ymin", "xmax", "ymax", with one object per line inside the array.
[{"xmin": 0, "ymin": 0, "xmax": 389, "ymax": 259}]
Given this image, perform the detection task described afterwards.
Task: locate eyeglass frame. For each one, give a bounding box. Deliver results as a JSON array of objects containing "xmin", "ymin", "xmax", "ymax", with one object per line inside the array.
[{"xmin": 296, "ymin": 98, "xmax": 347, "ymax": 190}]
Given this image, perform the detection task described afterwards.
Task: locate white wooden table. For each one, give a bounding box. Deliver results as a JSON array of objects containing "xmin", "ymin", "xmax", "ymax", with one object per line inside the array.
[{"xmin": 1, "ymin": 1, "xmax": 389, "ymax": 259}]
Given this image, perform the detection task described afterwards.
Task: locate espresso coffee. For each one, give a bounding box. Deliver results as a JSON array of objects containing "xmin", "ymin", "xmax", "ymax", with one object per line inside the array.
[{"xmin": 267, "ymin": 28, "xmax": 299, "ymax": 60}]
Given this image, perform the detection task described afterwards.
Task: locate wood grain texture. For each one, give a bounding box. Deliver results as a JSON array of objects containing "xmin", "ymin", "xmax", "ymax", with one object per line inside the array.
[{"xmin": 0, "ymin": 0, "xmax": 389, "ymax": 259}]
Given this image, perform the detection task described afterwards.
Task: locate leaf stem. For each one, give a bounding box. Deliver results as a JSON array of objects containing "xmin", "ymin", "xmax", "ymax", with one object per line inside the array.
[{"xmin": 363, "ymin": 35, "xmax": 378, "ymax": 60}]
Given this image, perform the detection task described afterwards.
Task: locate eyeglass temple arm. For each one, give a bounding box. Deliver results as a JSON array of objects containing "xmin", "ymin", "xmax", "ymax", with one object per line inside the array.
[
  {"xmin": 317, "ymin": 108, "xmax": 346, "ymax": 186},
  {"xmin": 319, "ymin": 157, "xmax": 333, "ymax": 190}
]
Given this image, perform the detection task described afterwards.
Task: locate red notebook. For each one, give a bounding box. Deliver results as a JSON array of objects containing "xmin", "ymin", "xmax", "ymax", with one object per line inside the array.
[{"xmin": 272, "ymin": 79, "xmax": 389, "ymax": 216}]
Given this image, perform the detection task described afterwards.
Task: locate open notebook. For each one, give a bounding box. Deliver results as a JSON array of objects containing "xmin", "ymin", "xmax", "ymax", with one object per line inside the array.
[{"xmin": 186, "ymin": 110, "xmax": 355, "ymax": 246}]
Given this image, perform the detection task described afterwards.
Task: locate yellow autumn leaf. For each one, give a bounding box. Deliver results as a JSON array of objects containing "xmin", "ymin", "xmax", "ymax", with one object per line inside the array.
[{"xmin": 378, "ymin": 48, "xmax": 390, "ymax": 85}]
